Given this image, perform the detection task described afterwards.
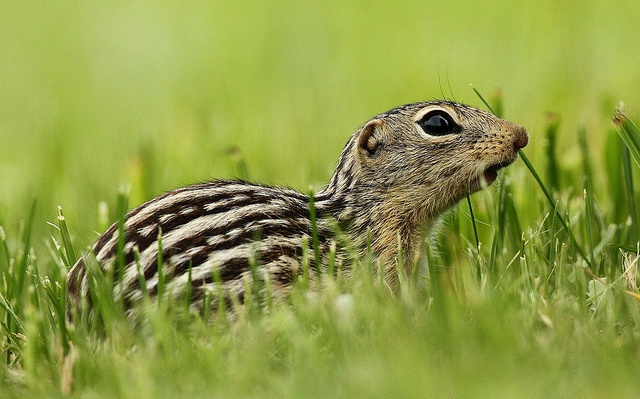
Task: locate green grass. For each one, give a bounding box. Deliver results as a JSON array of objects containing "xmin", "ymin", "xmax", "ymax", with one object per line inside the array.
[
  {"xmin": 1, "ymin": 95, "xmax": 640, "ymax": 399},
  {"xmin": 3, "ymin": 1, "xmax": 640, "ymax": 397}
]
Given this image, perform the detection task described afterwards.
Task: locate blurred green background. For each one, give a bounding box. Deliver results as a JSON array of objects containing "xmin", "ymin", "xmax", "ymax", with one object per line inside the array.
[{"xmin": 1, "ymin": 0, "xmax": 639, "ymax": 250}]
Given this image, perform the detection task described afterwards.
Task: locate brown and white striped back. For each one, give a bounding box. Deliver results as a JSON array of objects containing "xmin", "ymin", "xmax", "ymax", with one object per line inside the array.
[{"xmin": 67, "ymin": 180, "xmax": 337, "ymax": 314}]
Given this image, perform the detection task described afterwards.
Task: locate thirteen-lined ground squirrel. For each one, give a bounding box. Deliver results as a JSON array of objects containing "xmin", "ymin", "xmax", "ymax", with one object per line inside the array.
[{"xmin": 67, "ymin": 101, "xmax": 528, "ymax": 315}]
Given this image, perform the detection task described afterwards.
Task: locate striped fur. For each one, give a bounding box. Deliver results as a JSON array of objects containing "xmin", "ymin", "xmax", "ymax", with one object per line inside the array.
[{"xmin": 67, "ymin": 101, "xmax": 528, "ymax": 315}]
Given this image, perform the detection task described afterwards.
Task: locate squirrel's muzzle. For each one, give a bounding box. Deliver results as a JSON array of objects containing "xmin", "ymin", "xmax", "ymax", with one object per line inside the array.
[{"xmin": 513, "ymin": 125, "xmax": 529, "ymax": 151}]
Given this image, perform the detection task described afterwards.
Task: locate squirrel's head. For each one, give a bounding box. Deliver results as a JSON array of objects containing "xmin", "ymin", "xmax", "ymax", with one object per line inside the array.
[{"xmin": 349, "ymin": 101, "xmax": 529, "ymax": 216}]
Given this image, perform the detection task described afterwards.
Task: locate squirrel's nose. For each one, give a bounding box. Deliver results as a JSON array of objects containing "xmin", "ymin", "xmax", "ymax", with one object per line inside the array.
[{"xmin": 513, "ymin": 125, "xmax": 529, "ymax": 151}]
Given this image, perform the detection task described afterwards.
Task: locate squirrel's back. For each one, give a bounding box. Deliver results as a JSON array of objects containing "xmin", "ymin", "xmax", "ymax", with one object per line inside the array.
[{"xmin": 67, "ymin": 180, "xmax": 329, "ymax": 313}]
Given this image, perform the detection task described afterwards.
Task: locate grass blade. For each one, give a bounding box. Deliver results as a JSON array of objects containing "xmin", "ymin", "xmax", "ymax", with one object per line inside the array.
[
  {"xmin": 0, "ymin": 227, "xmax": 11, "ymax": 273},
  {"xmin": 115, "ymin": 190, "xmax": 129, "ymax": 299},
  {"xmin": 545, "ymin": 114, "xmax": 561, "ymax": 193},
  {"xmin": 470, "ymin": 84, "xmax": 495, "ymax": 115},
  {"xmin": 614, "ymin": 109, "xmax": 640, "ymax": 242},
  {"xmin": 614, "ymin": 109, "xmax": 640, "ymax": 169},
  {"xmin": 519, "ymin": 152, "xmax": 593, "ymax": 270},
  {"xmin": 465, "ymin": 196, "xmax": 480, "ymax": 250},
  {"xmin": 156, "ymin": 228, "xmax": 165, "ymax": 303},
  {"xmin": 621, "ymin": 145, "xmax": 638, "ymax": 241},
  {"xmin": 308, "ymin": 190, "xmax": 322, "ymax": 280},
  {"xmin": 56, "ymin": 206, "xmax": 76, "ymax": 270},
  {"xmin": 488, "ymin": 180, "xmax": 508, "ymax": 278},
  {"xmin": 13, "ymin": 200, "xmax": 37, "ymax": 303}
]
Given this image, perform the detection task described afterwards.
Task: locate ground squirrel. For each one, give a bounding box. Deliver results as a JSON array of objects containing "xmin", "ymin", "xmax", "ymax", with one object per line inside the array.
[{"xmin": 67, "ymin": 101, "xmax": 529, "ymax": 314}]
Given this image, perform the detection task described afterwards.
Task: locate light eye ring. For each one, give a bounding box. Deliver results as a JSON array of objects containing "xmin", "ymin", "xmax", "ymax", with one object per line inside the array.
[{"xmin": 417, "ymin": 110, "xmax": 461, "ymax": 136}]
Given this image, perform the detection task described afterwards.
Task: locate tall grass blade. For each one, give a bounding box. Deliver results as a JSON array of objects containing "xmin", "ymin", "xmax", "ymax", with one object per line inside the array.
[
  {"xmin": 185, "ymin": 261, "xmax": 193, "ymax": 312},
  {"xmin": 115, "ymin": 189, "xmax": 129, "ymax": 304},
  {"xmin": 133, "ymin": 247, "xmax": 149, "ymax": 300},
  {"xmin": 578, "ymin": 127, "xmax": 598, "ymax": 272},
  {"xmin": 308, "ymin": 190, "xmax": 322, "ymax": 280},
  {"xmin": 614, "ymin": 109, "xmax": 640, "ymax": 242},
  {"xmin": 545, "ymin": 114, "xmax": 561, "ymax": 193},
  {"xmin": 614, "ymin": 109, "xmax": 640, "ymax": 170},
  {"xmin": 470, "ymin": 85, "xmax": 496, "ymax": 115},
  {"xmin": 488, "ymin": 181, "xmax": 508, "ymax": 278},
  {"xmin": 56, "ymin": 206, "xmax": 76, "ymax": 269},
  {"xmin": 490, "ymin": 88, "xmax": 504, "ymax": 118},
  {"xmin": 299, "ymin": 236, "xmax": 310, "ymax": 290},
  {"xmin": 465, "ymin": 196, "xmax": 482, "ymax": 281},
  {"xmin": 621, "ymin": 146, "xmax": 638, "ymax": 241},
  {"xmin": 519, "ymin": 152, "xmax": 592, "ymax": 269},
  {"xmin": 156, "ymin": 228, "xmax": 165, "ymax": 303},
  {"xmin": 0, "ymin": 227, "xmax": 11, "ymax": 273},
  {"xmin": 466, "ymin": 196, "xmax": 480, "ymax": 252},
  {"xmin": 578, "ymin": 127, "xmax": 595, "ymax": 196},
  {"xmin": 583, "ymin": 189, "xmax": 597, "ymax": 273},
  {"xmin": 248, "ymin": 244, "xmax": 263, "ymax": 312},
  {"xmin": 14, "ymin": 200, "xmax": 37, "ymax": 302}
]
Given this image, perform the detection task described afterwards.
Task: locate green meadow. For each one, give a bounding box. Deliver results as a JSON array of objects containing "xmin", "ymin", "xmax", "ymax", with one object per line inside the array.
[{"xmin": 2, "ymin": 1, "xmax": 640, "ymax": 397}]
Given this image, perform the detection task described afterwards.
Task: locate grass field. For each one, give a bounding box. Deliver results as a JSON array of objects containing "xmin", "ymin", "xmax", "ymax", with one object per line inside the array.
[{"xmin": 2, "ymin": 1, "xmax": 640, "ymax": 397}]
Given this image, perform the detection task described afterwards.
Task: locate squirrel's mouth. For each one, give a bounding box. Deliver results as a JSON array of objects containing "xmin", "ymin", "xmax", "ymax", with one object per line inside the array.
[{"xmin": 481, "ymin": 158, "xmax": 516, "ymax": 185}]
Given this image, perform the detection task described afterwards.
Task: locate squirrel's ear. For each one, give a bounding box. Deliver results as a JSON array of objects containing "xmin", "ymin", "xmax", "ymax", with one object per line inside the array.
[{"xmin": 357, "ymin": 119, "xmax": 383, "ymax": 157}]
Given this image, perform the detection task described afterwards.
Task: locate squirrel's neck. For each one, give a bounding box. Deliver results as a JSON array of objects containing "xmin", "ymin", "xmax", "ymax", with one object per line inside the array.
[
  {"xmin": 314, "ymin": 136, "xmax": 438, "ymax": 279},
  {"xmin": 315, "ymin": 182, "xmax": 435, "ymax": 280}
]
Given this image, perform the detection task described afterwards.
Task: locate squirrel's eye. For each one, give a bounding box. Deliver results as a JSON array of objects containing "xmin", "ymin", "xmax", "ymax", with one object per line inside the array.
[{"xmin": 418, "ymin": 110, "xmax": 460, "ymax": 136}]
